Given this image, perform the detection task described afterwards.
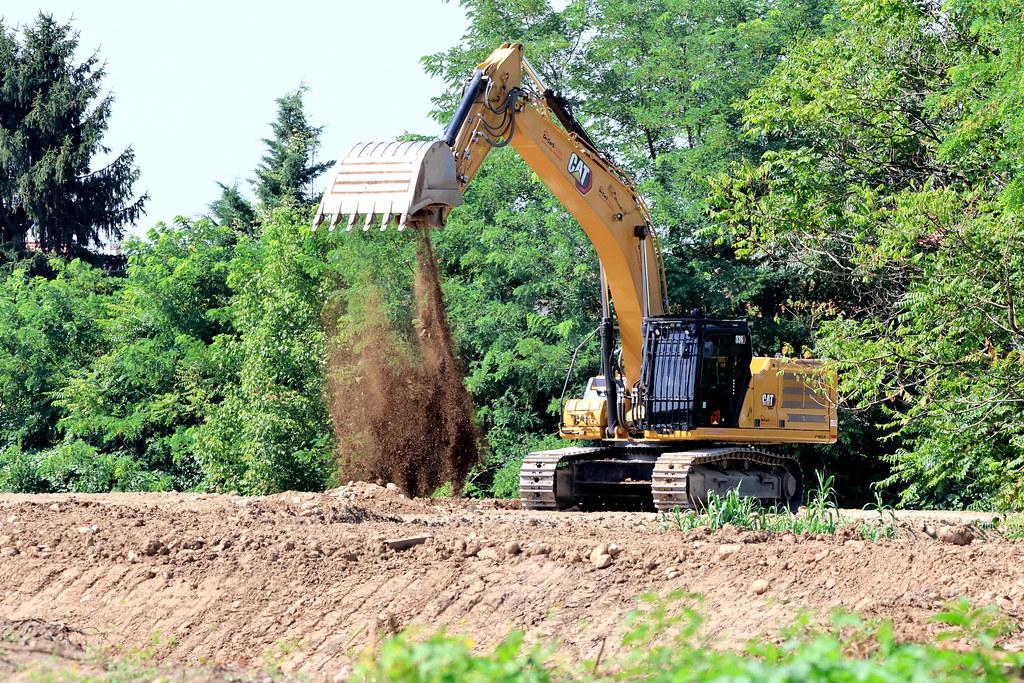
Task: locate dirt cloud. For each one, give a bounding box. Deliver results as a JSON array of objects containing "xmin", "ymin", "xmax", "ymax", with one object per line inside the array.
[{"xmin": 328, "ymin": 234, "xmax": 478, "ymax": 496}]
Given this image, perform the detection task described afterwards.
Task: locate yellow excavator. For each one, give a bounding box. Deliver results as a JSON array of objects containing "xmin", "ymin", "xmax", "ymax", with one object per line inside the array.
[{"xmin": 314, "ymin": 44, "xmax": 837, "ymax": 512}]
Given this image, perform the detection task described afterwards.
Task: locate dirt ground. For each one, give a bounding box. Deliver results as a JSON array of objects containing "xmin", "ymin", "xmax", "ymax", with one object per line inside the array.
[{"xmin": 1, "ymin": 486, "xmax": 1022, "ymax": 681}]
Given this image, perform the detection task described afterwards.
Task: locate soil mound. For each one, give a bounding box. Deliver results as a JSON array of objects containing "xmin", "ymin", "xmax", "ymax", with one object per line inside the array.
[{"xmin": 328, "ymin": 234, "xmax": 478, "ymax": 496}]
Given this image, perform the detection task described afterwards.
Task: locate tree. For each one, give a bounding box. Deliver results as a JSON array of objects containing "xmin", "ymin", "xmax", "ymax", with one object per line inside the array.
[
  {"xmin": 713, "ymin": 0, "xmax": 1024, "ymax": 508},
  {"xmin": 253, "ymin": 86, "xmax": 333, "ymax": 208},
  {"xmin": 193, "ymin": 209, "xmax": 335, "ymax": 494},
  {"xmin": 0, "ymin": 14, "xmax": 145, "ymax": 259},
  {"xmin": 209, "ymin": 181, "xmax": 257, "ymax": 233}
]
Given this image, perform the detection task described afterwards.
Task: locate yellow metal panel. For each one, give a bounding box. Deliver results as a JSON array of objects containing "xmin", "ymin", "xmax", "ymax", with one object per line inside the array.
[{"xmin": 560, "ymin": 398, "xmax": 607, "ymax": 440}]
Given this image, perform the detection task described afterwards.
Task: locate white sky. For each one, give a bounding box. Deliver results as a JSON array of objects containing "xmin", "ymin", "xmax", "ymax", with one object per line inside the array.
[{"xmin": 2, "ymin": 1, "xmax": 468, "ymax": 234}]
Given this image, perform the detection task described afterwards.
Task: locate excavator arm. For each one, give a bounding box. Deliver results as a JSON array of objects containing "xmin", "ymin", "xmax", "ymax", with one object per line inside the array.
[{"xmin": 314, "ymin": 43, "xmax": 667, "ymax": 403}]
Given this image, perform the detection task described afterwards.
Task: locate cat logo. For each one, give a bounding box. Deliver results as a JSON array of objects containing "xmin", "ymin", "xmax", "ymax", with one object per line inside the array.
[
  {"xmin": 761, "ymin": 393, "xmax": 776, "ymax": 408},
  {"xmin": 567, "ymin": 152, "xmax": 593, "ymax": 194}
]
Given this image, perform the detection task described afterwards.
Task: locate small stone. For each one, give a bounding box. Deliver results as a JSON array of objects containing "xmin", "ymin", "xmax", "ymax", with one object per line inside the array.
[
  {"xmin": 143, "ymin": 539, "xmax": 163, "ymax": 556},
  {"xmin": 590, "ymin": 544, "xmax": 609, "ymax": 564},
  {"xmin": 717, "ymin": 543, "xmax": 742, "ymax": 559},
  {"xmin": 781, "ymin": 533, "xmax": 796, "ymax": 544},
  {"xmin": 825, "ymin": 578, "xmax": 836, "ymax": 590},
  {"xmin": 463, "ymin": 541, "xmax": 481, "ymax": 557},
  {"xmin": 606, "ymin": 543, "xmax": 623, "ymax": 558},
  {"xmin": 937, "ymin": 525, "xmax": 974, "ymax": 546},
  {"xmin": 385, "ymin": 482, "xmax": 400, "ymax": 493},
  {"xmin": 751, "ymin": 579, "xmax": 770, "ymax": 595},
  {"xmin": 477, "ymin": 547, "xmax": 500, "ymax": 561},
  {"xmin": 526, "ymin": 543, "xmax": 552, "ymax": 556},
  {"xmin": 48, "ymin": 503, "xmax": 60, "ymax": 512},
  {"xmin": 503, "ymin": 541, "xmax": 521, "ymax": 555},
  {"xmin": 126, "ymin": 550, "xmax": 139, "ymax": 563},
  {"xmin": 813, "ymin": 550, "xmax": 829, "ymax": 562},
  {"xmin": 854, "ymin": 597, "xmax": 873, "ymax": 612},
  {"xmin": 843, "ymin": 540, "xmax": 866, "ymax": 550},
  {"xmin": 592, "ymin": 553, "xmax": 613, "ymax": 569},
  {"xmin": 77, "ymin": 525, "xmax": 99, "ymax": 534},
  {"xmin": 665, "ymin": 568, "xmax": 680, "ymax": 579}
]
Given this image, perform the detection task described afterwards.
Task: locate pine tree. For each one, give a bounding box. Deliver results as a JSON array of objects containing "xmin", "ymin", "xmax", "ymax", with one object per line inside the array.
[
  {"xmin": 253, "ymin": 86, "xmax": 332, "ymax": 208},
  {"xmin": 0, "ymin": 14, "xmax": 145, "ymax": 259},
  {"xmin": 208, "ymin": 181, "xmax": 257, "ymax": 233}
]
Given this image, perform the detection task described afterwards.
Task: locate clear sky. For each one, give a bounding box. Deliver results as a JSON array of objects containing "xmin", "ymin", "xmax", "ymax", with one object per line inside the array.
[{"xmin": 2, "ymin": 1, "xmax": 468, "ymax": 234}]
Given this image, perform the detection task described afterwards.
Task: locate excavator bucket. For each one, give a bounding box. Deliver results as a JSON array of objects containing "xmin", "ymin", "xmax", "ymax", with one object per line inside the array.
[{"xmin": 312, "ymin": 140, "xmax": 463, "ymax": 231}]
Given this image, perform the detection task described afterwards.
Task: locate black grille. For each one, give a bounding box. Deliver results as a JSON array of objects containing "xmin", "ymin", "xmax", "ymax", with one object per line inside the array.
[{"xmin": 637, "ymin": 318, "xmax": 752, "ymax": 432}]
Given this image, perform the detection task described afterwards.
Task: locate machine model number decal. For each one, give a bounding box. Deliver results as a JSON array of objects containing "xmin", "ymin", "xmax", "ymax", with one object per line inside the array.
[
  {"xmin": 542, "ymin": 131, "xmax": 563, "ymax": 160},
  {"xmin": 761, "ymin": 393, "xmax": 776, "ymax": 408},
  {"xmin": 567, "ymin": 153, "xmax": 593, "ymax": 194}
]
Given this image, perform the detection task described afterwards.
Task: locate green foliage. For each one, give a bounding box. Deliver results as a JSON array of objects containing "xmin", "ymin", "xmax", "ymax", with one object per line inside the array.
[
  {"xmin": 858, "ymin": 492, "xmax": 899, "ymax": 541},
  {"xmin": 8, "ymin": 2, "xmax": 1024, "ymax": 506},
  {"xmin": 193, "ymin": 209, "xmax": 336, "ymax": 494},
  {"xmin": 355, "ymin": 595, "xmax": 1024, "ymax": 682},
  {"xmin": 658, "ymin": 472, "xmax": 859, "ymax": 536},
  {"xmin": 712, "ymin": 0, "xmax": 1024, "ymax": 508},
  {"xmin": 253, "ymin": 85, "xmax": 333, "ymax": 208},
  {"xmin": 209, "ymin": 181, "xmax": 257, "ymax": 233},
  {"xmin": 355, "ymin": 630, "xmax": 550, "ymax": 683},
  {"xmin": 1003, "ymin": 514, "xmax": 1024, "ymax": 540},
  {"xmin": 0, "ymin": 14, "xmax": 144, "ymax": 257},
  {"xmin": 0, "ymin": 258, "xmax": 111, "ymax": 453},
  {"xmin": 47, "ymin": 219, "xmax": 234, "ymax": 491}
]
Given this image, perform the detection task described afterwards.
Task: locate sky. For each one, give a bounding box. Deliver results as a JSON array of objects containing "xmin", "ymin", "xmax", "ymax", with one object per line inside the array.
[{"xmin": 2, "ymin": 1, "xmax": 469, "ymax": 234}]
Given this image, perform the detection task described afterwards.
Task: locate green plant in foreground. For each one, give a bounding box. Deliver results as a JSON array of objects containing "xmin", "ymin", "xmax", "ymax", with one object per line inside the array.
[
  {"xmin": 352, "ymin": 594, "xmax": 1024, "ymax": 682},
  {"xmin": 658, "ymin": 471, "xmax": 843, "ymax": 536},
  {"xmin": 859, "ymin": 492, "xmax": 899, "ymax": 541},
  {"xmin": 1003, "ymin": 514, "xmax": 1024, "ymax": 539}
]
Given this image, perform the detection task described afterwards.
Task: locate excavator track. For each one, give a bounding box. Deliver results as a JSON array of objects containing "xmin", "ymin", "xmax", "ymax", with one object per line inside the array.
[
  {"xmin": 519, "ymin": 447, "xmax": 608, "ymax": 510},
  {"xmin": 652, "ymin": 447, "xmax": 802, "ymax": 513}
]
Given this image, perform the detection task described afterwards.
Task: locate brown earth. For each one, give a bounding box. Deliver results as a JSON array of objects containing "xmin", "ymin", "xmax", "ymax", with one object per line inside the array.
[
  {"xmin": 1, "ymin": 487, "xmax": 1022, "ymax": 681},
  {"xmin": 327, "ymin": 234, "xmax": 478, "ymax": 497}
]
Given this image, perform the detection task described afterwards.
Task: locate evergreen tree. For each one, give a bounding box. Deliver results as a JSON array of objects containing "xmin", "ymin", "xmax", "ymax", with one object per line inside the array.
[
  {"xmin": 0, "ymin": 14, "xmax": 145, "ymax": 259},
  {"xmin": 208, "ymin": 181, "xmax": 257, "ymax": 233},
  {"xmin": 253, "ymin": 86, "xmax": 332, "ymax": 208}
]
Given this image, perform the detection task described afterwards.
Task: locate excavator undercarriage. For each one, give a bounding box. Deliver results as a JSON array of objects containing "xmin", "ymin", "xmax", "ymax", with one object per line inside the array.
[{"xmin": 519, "ymin": 447, "xmax": 803, "ymax": 513}]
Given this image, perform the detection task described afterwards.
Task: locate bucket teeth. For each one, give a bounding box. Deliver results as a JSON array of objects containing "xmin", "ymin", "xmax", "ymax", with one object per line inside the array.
[{"xmin": 312, "ymin": 140, "xmax": 463, "ymax": 232}]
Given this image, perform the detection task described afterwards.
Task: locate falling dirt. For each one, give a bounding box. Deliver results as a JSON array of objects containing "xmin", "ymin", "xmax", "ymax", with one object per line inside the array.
[{"xmin": 327, "ymin": 234, "xmax": 478, "ymax": 497}]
